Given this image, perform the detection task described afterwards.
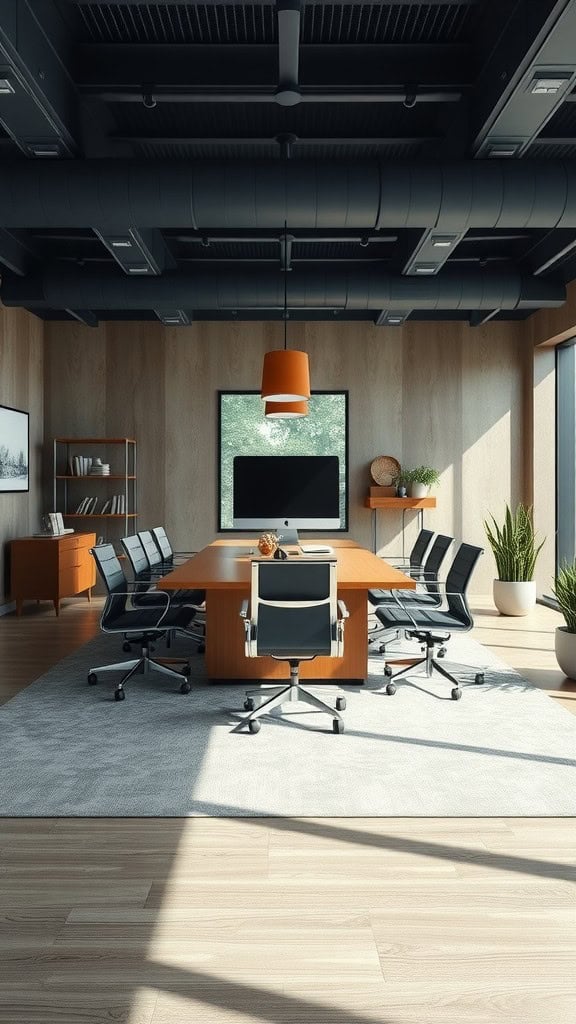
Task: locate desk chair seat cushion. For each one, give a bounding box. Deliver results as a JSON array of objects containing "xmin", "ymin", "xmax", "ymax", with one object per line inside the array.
[
  {"xmin": 374, "ymin": 605, "xmax": 467, "ymax": 632},
  {"xmin": 256, "ymin": 605, "xmax": 333, "ymax": 658},
  {"xmin": 369, "ymin": 588, "xmax": 439, "ymax": 607},
  {"xmin": 105, "ymin": 601, "xmax": 195, "ymax": 634}
]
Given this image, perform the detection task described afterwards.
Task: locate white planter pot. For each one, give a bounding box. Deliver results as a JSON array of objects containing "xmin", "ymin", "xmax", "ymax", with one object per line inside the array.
[
  {"xmin": 555, "ymin": 626, "xmax": 576, "ymax": 680},
  {"xmin": 409, "ymin": 482, "xmax": 429, "ymax": 499},
  {"xmin": 493, "ymin": 579, "xmax": 536, "ymax": 616}
]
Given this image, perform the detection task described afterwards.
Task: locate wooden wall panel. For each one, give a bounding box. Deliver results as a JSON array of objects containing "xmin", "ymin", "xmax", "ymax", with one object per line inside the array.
[
  {"xmin": 44, "ymin": 318, "xmax": 526, "ymax": 593},
  {"xmin": 0, "ymin": 303, "xmax": 44, "ymax": 605}
]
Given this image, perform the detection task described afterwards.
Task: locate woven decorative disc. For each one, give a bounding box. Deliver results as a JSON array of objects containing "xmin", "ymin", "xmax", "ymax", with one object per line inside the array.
[{"xmin": 370, "ymin": 455, "xmax": 401, "ymax": 486}]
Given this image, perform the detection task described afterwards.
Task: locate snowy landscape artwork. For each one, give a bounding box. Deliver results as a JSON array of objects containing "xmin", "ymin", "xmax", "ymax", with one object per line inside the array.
[{"xmin": 0, "ymin": 405, "xmax": 29, "ymax": 492}]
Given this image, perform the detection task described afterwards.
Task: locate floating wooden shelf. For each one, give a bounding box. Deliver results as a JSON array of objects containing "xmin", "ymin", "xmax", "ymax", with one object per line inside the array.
[{"xmin": 364, "ymin": 496, "xmax": 437, "ymax": 510}]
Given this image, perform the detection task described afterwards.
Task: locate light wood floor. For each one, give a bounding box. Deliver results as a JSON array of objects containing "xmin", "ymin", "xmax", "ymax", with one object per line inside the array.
[{"xmin": 0, "ymin": 597, "xmax": 575, "ymax": 1024}]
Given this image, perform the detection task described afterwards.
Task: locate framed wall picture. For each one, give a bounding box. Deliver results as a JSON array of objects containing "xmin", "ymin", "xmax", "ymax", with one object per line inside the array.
[{"xmin": 0, "ymin": 404, "xmax": 29, "ymax": 493}]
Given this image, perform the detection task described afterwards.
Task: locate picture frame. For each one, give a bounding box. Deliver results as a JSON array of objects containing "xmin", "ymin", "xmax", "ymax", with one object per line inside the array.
[{"xmin": 0, "ymin": 403, "xmax": 29, "ymax": 493}]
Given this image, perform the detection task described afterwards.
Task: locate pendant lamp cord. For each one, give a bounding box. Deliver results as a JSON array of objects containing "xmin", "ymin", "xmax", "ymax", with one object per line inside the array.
[{"xmin": 280, "ymin": 218, "xmax": 284, "ymax": 350}]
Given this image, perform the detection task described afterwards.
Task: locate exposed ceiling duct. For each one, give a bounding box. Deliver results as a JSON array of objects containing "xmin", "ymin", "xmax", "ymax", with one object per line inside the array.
[
  {"xmin": 1, "ymin": 160, "xmax": 576, "ymax": 231},
  {"xmin": 2, "ymin": 265, "xmax": 564, "ymax": 312}
]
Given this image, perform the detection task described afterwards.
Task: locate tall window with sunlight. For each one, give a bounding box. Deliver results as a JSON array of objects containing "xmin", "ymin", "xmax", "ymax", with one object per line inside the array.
[{"xmin": 218, "ymin": 391, "xmax": 348, "ymax": 531}]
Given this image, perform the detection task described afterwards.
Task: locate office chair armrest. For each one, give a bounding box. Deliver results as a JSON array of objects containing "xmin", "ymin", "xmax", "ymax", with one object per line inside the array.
[
  {"xmin": 337, "ymin": 599, "xmax": 349, "ymax": 619},
  {"xmin": 106, "ymin": 587, "xmax": 172, "ymax": 624},
  {"xmin": 239, "ymin": 599, "xmax": 249, "ymax": 619}
]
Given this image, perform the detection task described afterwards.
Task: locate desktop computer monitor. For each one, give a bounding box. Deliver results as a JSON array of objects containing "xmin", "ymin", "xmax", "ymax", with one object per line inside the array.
[{"xmin": 232, "ymin": 455, "xmax": 341, "ymax": 537}]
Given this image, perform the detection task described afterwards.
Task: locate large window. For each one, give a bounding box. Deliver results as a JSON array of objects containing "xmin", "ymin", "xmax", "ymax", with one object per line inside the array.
[
  {"xmin": 218, "ymin": 391, "xmax": 348, "ymax": 531},
  {"xmin": 557, "ymin": 341, "xmax": 576, "ymax": 570}
]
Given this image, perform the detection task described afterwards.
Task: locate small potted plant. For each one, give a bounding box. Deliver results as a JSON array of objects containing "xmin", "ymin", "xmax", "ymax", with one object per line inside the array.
[
  {"xmin": 553, "ymin": 561, "xmax": 576, "ymax": 679},
  {"xmin": 484, "ymin": 503, "xmax": 544, "ymax": 616},
  {"xmin": 405, "ymin": 466, "xmax": 440, "ymax": 499},
  {"xmin": 393, "ymin": 471, "xmax": 410, "ymax": 498}
]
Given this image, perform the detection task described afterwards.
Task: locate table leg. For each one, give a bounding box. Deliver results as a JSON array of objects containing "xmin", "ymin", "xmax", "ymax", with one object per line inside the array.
[{"xmin": 372, "ymin": 509, "xmax": 377, "ymax": 554}]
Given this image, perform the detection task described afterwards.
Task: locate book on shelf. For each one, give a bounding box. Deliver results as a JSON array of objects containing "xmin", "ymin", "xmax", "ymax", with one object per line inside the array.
[{"xmin": 101, "ymin": 499, "xmax": 112, "ymax": 514}]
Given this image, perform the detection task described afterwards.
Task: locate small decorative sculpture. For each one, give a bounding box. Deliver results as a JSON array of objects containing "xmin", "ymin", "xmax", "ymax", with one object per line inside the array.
[
  {"xmin": 274, "ymin": 546, "xmax": 288, "ymax": 560},
  {"xmin": 257, "ymin": 532, "xmax": 278, "ymax": 556}
]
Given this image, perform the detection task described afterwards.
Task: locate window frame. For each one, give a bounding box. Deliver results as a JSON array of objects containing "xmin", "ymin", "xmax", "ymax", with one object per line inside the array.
[
  {"xmin": 217, "ymin": 389, "xmax": 349, "ymax": 533},
  {"xmin": 556, "ymin": 340, "xmax": 576, "ymax": 573}
]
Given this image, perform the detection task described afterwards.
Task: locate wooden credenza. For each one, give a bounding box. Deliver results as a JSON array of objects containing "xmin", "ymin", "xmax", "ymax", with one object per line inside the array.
[{"xmin": 10, "ymin": 532, "xmax": 96, "ymax": 616}]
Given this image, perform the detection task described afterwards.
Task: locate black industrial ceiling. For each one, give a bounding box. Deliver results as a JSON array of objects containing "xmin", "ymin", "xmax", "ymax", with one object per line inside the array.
[{"xmin": 1, "ymin": 0, "xmax": 576, "ymax": 325}]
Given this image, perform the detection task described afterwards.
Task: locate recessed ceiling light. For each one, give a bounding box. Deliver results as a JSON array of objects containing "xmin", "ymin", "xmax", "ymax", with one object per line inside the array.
[
  {"xmin": 126, "ymin": 264, "xmax": 150, "ymax": 274},
  {"xmin": 414, "ymin": 263, "xmax": 437, "ymax": 274},
  {"xmin": 386, "ymin": 317, "xmax": 403, "ymax": 324},
  {"xmin": 431, "ymin": 235, "xmax": 456, "ymax": 248},
  {"xmin": 487, "ymin": 144, "xmax": 519, "ymax": 158},
  {"xmin": 529, "ymin": 73, "xmax": 571, "ymax": 95},
  {"xmin": 110, "ymin": 238, "xmax": 132, "ymax": 248},
  {"xmin": 29, "ymin": 143, "xmax": 60, "ymax": 157},
  {"xmin": 0, "ymin": 78, "xmax": 15, "ymax": 95}
]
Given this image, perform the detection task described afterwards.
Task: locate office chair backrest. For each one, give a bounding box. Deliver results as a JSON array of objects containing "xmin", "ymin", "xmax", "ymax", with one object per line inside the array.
[
  {"xmin": 91, "ymin": 544, "xmax": 128, "ymax": 623},
  {"xmin": 410, "ymin": 529, "xmax": 434, "ymax": 570},
  {"xmin": 121, "ymin": 534, "xmax": 151, "ymax": 578},
  {"xmin": 422, "ymin": 534, "xmax": 453, "ymax": 593},
  {"xmin": 251, "ymin": 559, "xmax": 337, "ymax": 659},
  {"xmin": 152, "ymin": 526, "xmax": 173, "ymax": 562},
  {"xmin": 445, "ymin": 543, "xmax": 483, "ymax": 623},
  {"xmin": 139, "ymin": 530, "xmax": 164, "ymax": 570}
]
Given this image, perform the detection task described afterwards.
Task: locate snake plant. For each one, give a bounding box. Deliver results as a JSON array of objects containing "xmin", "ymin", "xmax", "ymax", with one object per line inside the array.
[
  {"xmin": 483, "ymin": 503, "xmax": 544, "ymax": 582},
  {"xmin": 553, "ymin": 561, "xmax": 576, "ymax": 633}
]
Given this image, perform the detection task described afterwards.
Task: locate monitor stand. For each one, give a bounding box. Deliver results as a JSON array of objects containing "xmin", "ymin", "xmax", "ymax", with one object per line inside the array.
[{"xmin": 277, "ymin": 526, "xmax": 299, "ymax": 547}]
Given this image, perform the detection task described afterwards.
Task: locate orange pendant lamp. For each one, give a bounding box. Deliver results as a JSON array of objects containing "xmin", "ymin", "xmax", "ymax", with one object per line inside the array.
[
  {"xmin": 261, "ymin": 226, "xmax": 311, "ymax": 411},
  {"xmin": 264, "ymin": 399, "xmax": 308, "ymax": 418}
]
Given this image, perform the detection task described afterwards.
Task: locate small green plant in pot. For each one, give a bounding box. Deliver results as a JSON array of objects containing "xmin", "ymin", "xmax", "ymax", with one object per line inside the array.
[
  {"xmin": 553, "ymin": 561, "xmax": 576, "ymax": 679},
  {"xmin": 405, "ymin": 466, "xmax": 440, "ymax": 499},
  {"xmin": 393, "ymin": 471, "xmax": 410, "ymax": 497},
  {"xmin": 484, "ymin": 503, "xmax": 544, "ymax": 616}
]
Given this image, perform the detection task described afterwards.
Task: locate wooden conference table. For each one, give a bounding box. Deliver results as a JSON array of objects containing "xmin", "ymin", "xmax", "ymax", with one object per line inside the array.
[{"xmin": 160, "ymin": 538, "xmax": 415, "ymax": 683}]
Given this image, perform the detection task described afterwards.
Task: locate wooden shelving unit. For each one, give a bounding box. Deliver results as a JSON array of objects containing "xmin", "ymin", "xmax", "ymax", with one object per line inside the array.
[{"xmin": 53, "ymin": 438, "xmax": 137, "ymax": 551}]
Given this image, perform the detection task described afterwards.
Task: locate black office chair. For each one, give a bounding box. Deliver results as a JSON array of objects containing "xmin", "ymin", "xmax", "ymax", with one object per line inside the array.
[
  {"xmin": 121, "ymin": 534, "xmax": 206, "ymax": 652},
  {"xmin": 239, "ymin": 559, "xmax": 349, "ymax": 734},
  {"xmin": 139, "ymin": 529, "xmax": 206, "ymax": 617},
  {"xmin": 87, "ymin": 544, "xmax": 199, "ymax": 701},
  {"xmin": 368, "ymin": 533, "xmax": 453, "ymax": 648},
  {"xmin": 374, "ymin": 543, "xmax": 484, "ymax": 700},
  {"xmin": 377, "ymin": 528, "xmax": 434, "ymax": 576},
  {"xmin": 152, "ymin": 526, "xmax": 197, "ymax": 566}
]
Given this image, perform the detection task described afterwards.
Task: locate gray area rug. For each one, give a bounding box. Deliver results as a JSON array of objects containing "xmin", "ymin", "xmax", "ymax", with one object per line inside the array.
[{"xmin": 1, "ymin": 632, "xmax": 575, "ymax": 816}]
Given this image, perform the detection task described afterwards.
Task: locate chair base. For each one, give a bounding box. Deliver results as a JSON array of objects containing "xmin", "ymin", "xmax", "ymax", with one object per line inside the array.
[
  {"xmin": 243, "ymin": 661, "xmax": 345, "ymax": 733},
  {"xmin": 88, "ymin": 639, "xmax": 191, "ymax": 699},
  {"xmin": 379, "ymin": 632, "xmax": 485, "ymax": 700}
]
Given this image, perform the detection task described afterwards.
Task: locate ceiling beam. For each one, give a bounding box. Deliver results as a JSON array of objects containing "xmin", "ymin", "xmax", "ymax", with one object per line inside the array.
[
  {"xmin": 469, "ymin": 309, "xmax": 500, "ymax": 326},
  {"xmin": 0, "ymin": 0, "xmax": 79, "ymax": 156},
  {"xmin": 70, "ymin": 0, "xmax": 479, "ymax": 6},
  {"xmin": 472, "ymin": 0, "xmax": 576, "ymax": 157},
  {"xmin": 92, "ymin": 227, "xmax": 175, "ymax": 276},
  {"xmin": 74, "ymin": 43, "xmax": 473, "ymax": 92},
  {"xmin": 64, "ymin": 308, "xmax": 98, "ymax": 326},
  {"xmin": 0, "ymin": 227, "xmax": 37, "ymax": 275}
]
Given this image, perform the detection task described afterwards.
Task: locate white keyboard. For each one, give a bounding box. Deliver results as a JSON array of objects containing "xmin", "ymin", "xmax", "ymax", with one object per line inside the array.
[{"xmin": 300, "ymin": 545, "xmax": 334, "ymax": 555}]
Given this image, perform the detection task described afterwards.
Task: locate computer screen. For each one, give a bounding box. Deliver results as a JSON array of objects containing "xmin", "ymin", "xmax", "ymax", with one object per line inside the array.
[{"xmin": 233, "ymin": 455, "xmax": 341, "ymax": 531}]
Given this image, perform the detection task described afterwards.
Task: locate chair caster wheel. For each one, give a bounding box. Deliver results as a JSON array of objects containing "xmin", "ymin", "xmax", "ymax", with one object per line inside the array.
[
  {"xmin": 88, "ymin": 672, "xmax": 98, "ymax": 685},
  {"xmin": 438, "ymin": 647, "xmax": 447, "ymax": 658},
  {"xmin": 333, "ymin": 719, "xmax": 344, "ymax": 734},
  {"xmin": 475, "ymin": 672, "xmax": 485, "ymax": 685},
  {"xmin": 336, "ymin": 696, "xmax": 346, "ymax": 711},
  {"xmin": 122, "ymin": 641, "xmax": 131, "ymax": 653},
  {"xmin": 180, "ymin": 680, "xmax": 191, "ymax": 694},
  {"xmin": 451, "ymin": 687, "xmax": 462, "ymax": 700},
  {"xmin": 114, "ymin": 688, "xmax": 126, "ymax": 701},
  {"xmin": 386, "ymin": 682, "xmax": 397, "ymax": 696},
  {"xmin": 248, "ymin": 719, "xmax": 261, "ymax": 734},
  {"xmin": 384, "ymin": 665, "xmax": 393, "ymax": 678},
  {"xmin": 197, "ymin": 643, "xmax": 205, "ymax": 654},
  {"xmin": 244, "ymin": 698, "xmax": 255, "ymax": 711}
]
